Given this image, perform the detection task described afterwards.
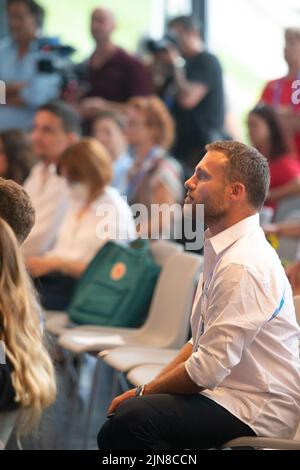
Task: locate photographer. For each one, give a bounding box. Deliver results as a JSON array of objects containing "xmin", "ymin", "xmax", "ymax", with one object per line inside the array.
[
  {"xmin": 0, "ymin": 0, "xmax": 61, "ymax": 131},
  {"xmin": 165, "ymin": 16, "xmax": 226, "ymax": 174}
]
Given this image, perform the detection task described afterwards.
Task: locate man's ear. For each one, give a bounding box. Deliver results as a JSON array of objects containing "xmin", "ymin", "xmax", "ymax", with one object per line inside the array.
[{"xmin": 230, "ymin": 183, "xmax": 245, "ymax": 199}]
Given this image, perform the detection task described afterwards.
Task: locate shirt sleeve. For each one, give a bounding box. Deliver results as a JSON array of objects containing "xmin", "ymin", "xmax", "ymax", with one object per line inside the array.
[
  {"xmin": 188, "ymin": 53, "xmax": 223, "ymax": 90},
  {"xmin": 185, "ymin": 263, "xmax": 280, "ymax": 390},
  {"xmin": 20, "ymin": 72, "xmax": 61, "ymax": 108}
]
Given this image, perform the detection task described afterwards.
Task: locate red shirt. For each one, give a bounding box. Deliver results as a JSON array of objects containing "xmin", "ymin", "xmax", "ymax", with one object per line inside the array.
[
  {"xmin": 86, "ymin": 47, "xmax": 151, "ymax": 102},
  {"xmin": 260, "ymin": 76, "xmax": 300, "ymax": 159},
  {"xmin": 267, "ymin": 153, "xmax": 300, "ymax": 209}
]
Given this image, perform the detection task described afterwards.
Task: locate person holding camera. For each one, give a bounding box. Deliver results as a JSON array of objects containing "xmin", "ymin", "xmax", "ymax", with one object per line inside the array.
[
  {"xmin": 0, "ymin": 0, "xmax": 61, "ymax": 132},
  {"xmin": 163, "ymin": 16, "xmax": 226, "ymax": 175}
]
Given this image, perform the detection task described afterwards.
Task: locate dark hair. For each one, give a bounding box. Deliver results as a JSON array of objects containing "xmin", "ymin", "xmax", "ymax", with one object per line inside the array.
[
  {"xmin": 0, "ymin": 130, "xmax": 35, "ymax": 184},
  {"xmin": 249, "ymin": 104, "xmax": 293, "ymax": 160},
  {"xmin": 206, "ymin": 141, "xmax": 270, "ymax": 210},
  {"xmin": 0, "ymin": 178, "xmax": 35, "ymax": 244},
  {"xmin": 92, "ymin": 111, "xmax": 126, "ymax": 131},
  {"xmin": 168, "ymin": 15, "xmax": 202, "ymax": 36},
  {"xmin": 7, "ymin": 0, "xmax": 45, "ymax": 28},
  {"xmin": 38, "ymin": 101, "xmax": 81, "ymax": 135}
]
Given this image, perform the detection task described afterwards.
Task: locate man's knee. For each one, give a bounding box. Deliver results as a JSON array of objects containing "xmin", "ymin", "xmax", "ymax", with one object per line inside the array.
[
  {"xmin": 98, "ymin": 397, "xmax": 151, "ymax": 450},
  {"xmin": 98, "ymin": 418, "xmax": 114, "ymax": 450}
]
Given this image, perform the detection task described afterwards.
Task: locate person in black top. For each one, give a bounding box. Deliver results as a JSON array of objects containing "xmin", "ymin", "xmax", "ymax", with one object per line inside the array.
[
  {"xmin": 167, "ymin": 16, "xmax": 226, "ymax": 174},
  {"xmin": 0, "ymin": 178, "xmax": 36, "ymax": 413}
]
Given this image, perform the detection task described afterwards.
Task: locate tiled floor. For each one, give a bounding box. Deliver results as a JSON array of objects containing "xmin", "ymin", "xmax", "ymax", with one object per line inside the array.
[{"xmin": 7, "ymin": 354, "xmax": 118, "ymax": 450}]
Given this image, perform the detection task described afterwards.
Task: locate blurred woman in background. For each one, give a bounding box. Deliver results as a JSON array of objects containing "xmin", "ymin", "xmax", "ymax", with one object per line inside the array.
[
  {"xmin": 92, "ymin": 111, "xmax": 132, "ymax": 195},
  {"xmin": 0, "ymin": 218, "xmax": 56, "ymax": 436},
  {"xmin": 248, "ymin": 104, "xmax": 300, "ymax": 211},
  {"xmin": 0, "ymin": 130, "xmax": 35, "ymax": 184},
  {"xmin": 125, "ymin": 96, "xmax": 183, "ymax": 238},
  {"xmin": 27, "ymin": 138, "xmax": 136, "ymax": 310}
]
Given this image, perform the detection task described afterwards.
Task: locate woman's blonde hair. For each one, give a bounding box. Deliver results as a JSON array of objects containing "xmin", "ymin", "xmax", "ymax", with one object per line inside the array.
[
  {"xmin": 128, "ymin": 96, "xmax": 175, "ymax": 150},
  {"xmin": 58, "ymin": 138, "xmax": 113, "ymax": 196},
  {"xmin": 0, "ymin": 218, "xmax": 56, "ymax": 436}
]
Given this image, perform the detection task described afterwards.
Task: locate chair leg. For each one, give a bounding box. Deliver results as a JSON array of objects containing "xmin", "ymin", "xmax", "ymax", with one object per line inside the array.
[{"xmin": 82, "ymin": 357, "xmax": 102, "ymax": 450}]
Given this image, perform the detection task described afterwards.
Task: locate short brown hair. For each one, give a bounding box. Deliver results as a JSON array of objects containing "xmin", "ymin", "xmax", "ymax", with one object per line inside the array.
[
  {"xmin": 206, "ymin": 141, "xmax": 270, "ymax": 210},
  {"xmin": 57, "ymin": 138, "xmax": 113, "ymax": 194},
  {"xmin": 0, "ymin": 178, "xmax": 35, "ymax": 244},
  {"xmin": 128, "ymin": 96, "xmax": 175, "ymax": 150}
]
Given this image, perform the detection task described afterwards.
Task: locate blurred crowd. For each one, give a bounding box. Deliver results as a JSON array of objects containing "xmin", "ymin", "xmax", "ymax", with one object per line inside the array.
[{"xmin": 0, "ymin": 0, "xmax": 300, "ymax": 299}]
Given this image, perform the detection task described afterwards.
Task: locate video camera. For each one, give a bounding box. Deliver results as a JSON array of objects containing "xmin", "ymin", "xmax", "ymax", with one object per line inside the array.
[
  {"xmin": 36, "ymin": 37, "xmax": 88, "ymax": 101},
  {"xmin": 144, "ymin": 33, "xmax": 179, "ymax": 55}
]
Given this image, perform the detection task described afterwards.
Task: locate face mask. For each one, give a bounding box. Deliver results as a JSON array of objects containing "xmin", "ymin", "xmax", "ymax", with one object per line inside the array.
[{"xmin": 68, "ymin": 182, "xmax": 90, "ymax": 203}]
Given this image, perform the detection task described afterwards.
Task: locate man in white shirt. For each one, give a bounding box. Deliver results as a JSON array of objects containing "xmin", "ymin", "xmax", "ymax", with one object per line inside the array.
[
  {"xmin": 97, "ymin": 140, "xmax": 300, "ymax": 450},
  {"xmin": 23, "ymin": 101, "xmax": 80, "ymax": 256}
]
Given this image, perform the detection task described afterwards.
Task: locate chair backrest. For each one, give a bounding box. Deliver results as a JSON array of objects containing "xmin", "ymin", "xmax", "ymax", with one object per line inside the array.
[
  {"xmin": 278, "ymin": 237, "xmax": 300, "ymax": 261},
  {"xmin": 138, "ymin": 251, "xmax": 203, "ymax": 349},
  {"xmin": 0, "ymin": 411, "xmax": 18, "ymax": 450},
  {"xmin": 294, "ymin": 295, "xmax": 300, "ymax": 326},
  {"xmin": 150, "ymin": 240, "xmax": 183, "ymax": 266}
]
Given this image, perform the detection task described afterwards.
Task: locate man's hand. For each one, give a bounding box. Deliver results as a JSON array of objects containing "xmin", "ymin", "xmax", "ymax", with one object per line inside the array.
[{"xmin": 107, "ymin": 389, "xmax": 137, "ymax": 416}]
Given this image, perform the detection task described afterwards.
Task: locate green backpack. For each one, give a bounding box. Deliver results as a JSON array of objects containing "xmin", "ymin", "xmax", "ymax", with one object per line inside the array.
[{"xmin": 68, "ymin": 239, "xmax": 161, "ymax": 328}]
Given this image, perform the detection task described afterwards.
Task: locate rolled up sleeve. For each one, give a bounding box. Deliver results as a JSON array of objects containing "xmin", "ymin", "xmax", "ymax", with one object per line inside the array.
[{"xmin": 185, "ymin": 264, "xmax": 279, "ymax": 390}]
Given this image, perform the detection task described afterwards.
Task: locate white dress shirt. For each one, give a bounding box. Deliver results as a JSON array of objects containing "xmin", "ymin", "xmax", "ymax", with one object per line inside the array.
[
  {"xmin": 46, "ymin": 187, "xmax": 136, "ymax": 263},
  {"xmin": 23, "ymin": 162, "xmax": 69, "ymax": 257},
  {"xmin": 185, "ymin": 214, "xmax": 300, "ymax": 439}
]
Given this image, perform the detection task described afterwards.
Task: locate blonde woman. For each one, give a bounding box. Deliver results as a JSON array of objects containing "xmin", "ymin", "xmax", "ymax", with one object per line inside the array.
[
  {"xmin": 27, "ymin": 138, "xmax": 136, "ymax": 311},
  {"xmin": 125, "ymin": 96, "xmax": 183, "ymax": 238},
  {"xmin": 0, "ymin": 218, "xmax": 56, "ymax": 436}
]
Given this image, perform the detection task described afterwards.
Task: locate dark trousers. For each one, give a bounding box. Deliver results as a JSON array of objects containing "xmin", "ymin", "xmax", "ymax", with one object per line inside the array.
[
  {"xmin": 34, "ymin": 272, "xmax": 77, "ymax": 311},
  {"xmin": 97, "ymin": 393, "xmax": 256, "ymax": 450}
]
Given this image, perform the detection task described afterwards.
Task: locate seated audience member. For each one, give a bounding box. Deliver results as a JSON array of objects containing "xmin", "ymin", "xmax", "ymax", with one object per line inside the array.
[
  {"xmin": 98, "ymin": 141, "xmax": 300, "ymax": 450},
  {"xmin": 248, "ymin": 104, "xmax": 300, "ymax": 210},
  {"xmin": 260, "ymin": 28, "xmax": 300, "ymax": 160},
  {"xmin": 0, "ymin": 177, "xmax": 35, "ymax": 244},
  {"xmin": 0, "ymin": 217, "xmax": 56, "ymax": 435},
  {"xmin": 0, "ymin": 129, "xmax": 35, "ymax": 184},
  {"xmin": 264, "ymin": 221, "xmax": 300, "ymax": 293},
  {"xmin": 126, "ymin": 96, "xmax": 183, "ymax": 238},
  {"xmin": 92, "ymin": 111, "xmax": 132, "ymax": 195},
  {"xmin": 79, "ymin": 8, "xmax": 151, "ymax": 121},
  {"xmin": 27, "ymin": 138, "xmax": 136, "ymax": 311},
  {"xmin": 0, "ymin": 0, "xmax": 60, "ymax": 131},
  {"xmin": 23, "ymin": 101, "xmax": 80, "ymax": 257}
]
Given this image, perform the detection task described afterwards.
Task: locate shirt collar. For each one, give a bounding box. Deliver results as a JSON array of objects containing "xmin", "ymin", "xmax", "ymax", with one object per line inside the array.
[{"xmin": 205, "ymin": 214, "xmax": 260, "ymax": 256}]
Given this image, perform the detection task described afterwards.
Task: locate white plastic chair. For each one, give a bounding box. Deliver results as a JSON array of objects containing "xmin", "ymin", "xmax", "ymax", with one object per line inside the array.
[
  {"xmin": 100, "ymin": 346, "xmax": 178, "ymax": 374},
  {"xmin": 58, "ymin": 251, "xmax": 203, "ymax": 354},
  {"xmin": 0, "ymin": 411, "xmax": 18, "ymax": 450},
  {"xmin": 127, "ymin": 363, "xmax": 166, "ymax": 388},
  {"xmin": 45, "ymin": 241, "xmax": 183, "ymax": 337},
  {"xmin": 58, "ymin": 250, "xmax": 202, "ymax": 448}
]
